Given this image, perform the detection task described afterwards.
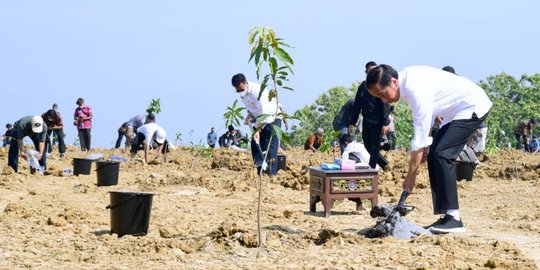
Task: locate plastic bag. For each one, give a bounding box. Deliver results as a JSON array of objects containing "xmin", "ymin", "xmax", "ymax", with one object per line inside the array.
[
  {"xmin": 85, "ymin": 153, "xmax": 104, "ymax": 160},
  {"xmin": 109, "ymin": 155, "xmax": 128, "ymax": 162},
  {"xmin": 320, "ymin": 163, "xmax": 340, "ymax": 170},
  {"xmin": 26, "ymin": 150, "xmax": 40, "ymax": 170}
]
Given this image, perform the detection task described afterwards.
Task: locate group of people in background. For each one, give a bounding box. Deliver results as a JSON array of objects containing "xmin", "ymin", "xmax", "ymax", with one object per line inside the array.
[
  {"xmin": 514, "ymin": 118, "xmax": 538, "ymax": 153},
  {"xmin": 2, "ymin": 96, "xmax": 171, "ymax": 173}
]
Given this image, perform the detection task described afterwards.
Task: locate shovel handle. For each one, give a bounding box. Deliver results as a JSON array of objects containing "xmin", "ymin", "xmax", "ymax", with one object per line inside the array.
[{"xmin": 397, "ymin": 191, "xmax": 409, "ymax": 207}]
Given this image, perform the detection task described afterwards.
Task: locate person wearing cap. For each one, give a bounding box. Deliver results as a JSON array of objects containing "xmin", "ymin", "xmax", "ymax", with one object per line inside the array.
[
  {"xmin": 2, "ymin": 123, "xmax": 13, "ymax": 147},
  {"xmin": 231, "ymin": 73, "xmax": 284, "ymax": 176},
  {"xmin": 42, "ymin": 103, "xmax": 66, "ymax": 158},
  {"xmin": 130, "ymin": 114, "xmax": 168, "ymax": 163},
  {"xmin": 7, "ymin": 116, "xmax": 49, "ymax": 172},
  {"xmin": 514, "ymin": 118, "xmax": 537, "ymax": 151},
  {"xmin": 304, "ymin": 128, "xmax": 324, "ymax": 152},
  {"xmin": 350, "ymin": 61, "xmax": 391, "ymax": 169},
  {"xmin": 74, "ymin": 98, "xmax": 93, "ymax": 151},
  {"xmin": 366, "ymin": 64, "xmax": 492, "ymax": 234}
]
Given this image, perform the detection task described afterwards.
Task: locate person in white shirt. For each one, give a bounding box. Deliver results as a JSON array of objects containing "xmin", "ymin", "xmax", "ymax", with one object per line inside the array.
[
  {"xmin": 366, "ymin": 65, "xmax": 492, "ymax": 234},
  {"xmin": 231, "ymin": 73, "xmax": 283, "ymax": 176},
  {"xmin": 130, "ymin": 114, "xmax": 168, "ymax": 163},
  {"xmin": 339, "ymin": 134, "xmax": 375, "ymax": 169}
]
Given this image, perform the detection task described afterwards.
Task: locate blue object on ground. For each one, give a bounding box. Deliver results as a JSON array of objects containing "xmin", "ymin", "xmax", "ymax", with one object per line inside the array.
[{"xmin": 320, "ymin": 163, "xmax": 340, "ymax": 170}]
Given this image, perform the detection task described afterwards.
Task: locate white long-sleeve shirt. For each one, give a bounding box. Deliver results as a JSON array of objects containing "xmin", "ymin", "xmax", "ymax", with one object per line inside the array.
[
  {"xmin": 240, "ymin": 81, "xmax": 281, "ymax": 128},
  {"xmin": 398, "ymin": 66, "xmax": 493, "ymax": 151},
  {"xmin": 341, "ymin": 141, "xmax": 372, "ymax": 168}
]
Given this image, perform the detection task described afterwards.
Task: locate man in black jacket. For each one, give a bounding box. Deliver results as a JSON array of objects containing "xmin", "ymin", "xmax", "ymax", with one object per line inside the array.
[{"xmin": 349, "ymin": 61, "xmax": 390, "ymax": 169}]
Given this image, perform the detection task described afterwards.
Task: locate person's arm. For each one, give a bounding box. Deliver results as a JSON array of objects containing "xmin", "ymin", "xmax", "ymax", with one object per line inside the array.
[
  {"xmin": 56, "ymin": 113, "xmax": 64, "ymax": 129},
  {"xmin": 349, "ymin": 84, "xmax": 365, "ymax": 126},
  {"xmin": 18, "ymin": 138, "xmax": 28, "ymax": 160},
  {"xmin": 37, "ymin": 141, "xmax": 45, "ymax": 160},
  {"xmin": 403, "ymin": 148, "xmax": 425, "ymax": 193},
  {"xmin": 306, "ymin": 135, "xmax": 317, "ymax": 152}
]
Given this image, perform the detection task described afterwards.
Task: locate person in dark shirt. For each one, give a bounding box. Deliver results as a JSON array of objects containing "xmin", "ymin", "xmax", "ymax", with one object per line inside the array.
[
  {"xmin": 2, "ymin": 123, "xmax": 13, "ymax": 147},
  {"xmin": 349, "ymin": 61, "xmax": 390, "ymax": 169},
  {"xmin": 333, "ymin": 99, "xmax": 356, "ymax": 154},
  {"xmin": 41, "ymin": 103, "xmax": 66, "ymax": 157},
  {"xmin": 8, "ymin": 116, "xmax": 48, "ymax": 172},
  {"xmin": 115, "ymin": 122, "xmax": 128, "ymax": 149}
]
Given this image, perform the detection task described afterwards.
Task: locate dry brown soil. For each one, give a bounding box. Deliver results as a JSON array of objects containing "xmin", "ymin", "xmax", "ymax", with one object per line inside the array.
[{"xmin": 0, "ymin": 146, "xmax": 539, "ymax": 269}]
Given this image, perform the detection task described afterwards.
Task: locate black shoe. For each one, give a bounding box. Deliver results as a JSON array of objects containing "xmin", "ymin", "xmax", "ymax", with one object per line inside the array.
[{"xmin": 427, "ymin": 214, "xmax": 466, "ymax": 234}]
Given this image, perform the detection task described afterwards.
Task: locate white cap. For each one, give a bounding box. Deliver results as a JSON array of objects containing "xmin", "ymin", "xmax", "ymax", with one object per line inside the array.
[
  {"xmin": 31, "ymin": 116, "xmax": 44, "ymax": 133},
  {"xmin": 155, "ymin": 126, "xmax": 166, "ymax": 144}
]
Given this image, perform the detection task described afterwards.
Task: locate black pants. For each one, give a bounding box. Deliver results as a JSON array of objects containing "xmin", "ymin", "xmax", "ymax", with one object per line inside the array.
[
  {"xmin": 46, "ymin": 129, "xmax": 66, "ymax": 154},
  {"xmin": 428, "ymin": 112, "xmax": 488, "ymax": 214},
  {"xmin": 250, "ymin": 120, "xmax": 281, "ymax": 176},
  {"xmin": 78, "ymin": 128, "xmax": 91, "ymax": 151},
  {"xmin": 362, "ymin": 123, "xmax": 387, "ymax": 169},
  {"xmin": 115, "ymin": 130, "xmax": 126, "ymax": 149},
  {"xmin": 514, "ymin": 132, "xmax": 529, "ymax": 151}
]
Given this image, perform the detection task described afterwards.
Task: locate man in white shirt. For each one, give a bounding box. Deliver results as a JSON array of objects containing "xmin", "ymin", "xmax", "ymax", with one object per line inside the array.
[
  {"xmin": 340, "ymin": 134, "xmax": 374, "ymax": 169},
  {"xmin": 231, "ymin": 73, "xmax": 283, "ymax": 176},
  {"xmin": 366, "ymin": 65, "xmax": 492, "ymax": 234},
  {"xmin": 130, "ymin": 114, "xmax": 168, "ymax": 163}
]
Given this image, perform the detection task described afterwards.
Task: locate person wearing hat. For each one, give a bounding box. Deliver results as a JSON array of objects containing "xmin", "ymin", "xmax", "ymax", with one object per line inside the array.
[
  {"xmin": 7, "ymin": 116, "xmax": 49, "ymax": 172},
  {"xmin": 366, "ymin": 64, "xmax": 492, "ymax": 234},
  {"xmin": 42, "ymin": 103, "xmax": 66, "ymax": 158},
  {"xmin": 304, "ymin": 128, "xmax": 325, "ymax": 152},
  {"xmin": 74, "ymin": 98, "xmax": 93, "ymax": 151}
]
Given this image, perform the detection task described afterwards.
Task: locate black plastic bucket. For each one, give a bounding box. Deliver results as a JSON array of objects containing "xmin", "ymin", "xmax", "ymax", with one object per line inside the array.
[
  {"xmin": 277, "ymin": 155, "xmax": 287, "ymax": 171},
  {"xmin": 73, "ymin": 158, "xmax": 93, "ymax": 176},
  {"xmin": 107, "ymin": 191, "xmax": 154, "ymax": 237},
  {"xmin": 96, "ymin": 161, "xmax": 120, "ymax": 186},
  {"xmin": 456, "ymin": 161, "xmax": 475, "ymax": 182}
]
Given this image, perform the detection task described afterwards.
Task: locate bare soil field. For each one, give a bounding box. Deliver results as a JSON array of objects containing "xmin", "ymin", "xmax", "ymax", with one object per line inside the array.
[{"xmin": 0, "ymin": 146, "xmax": 539, "ymax": 269}]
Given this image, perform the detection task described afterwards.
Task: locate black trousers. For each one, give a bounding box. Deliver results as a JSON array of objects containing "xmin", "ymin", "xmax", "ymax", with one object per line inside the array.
[
  {"xmin": 362, "ymin": 123, "xmax": 387, "ymax": 169},
  {"xmin": 78, "ymin": 128, "xmax": 91, "ymax": 151},
  {"xmin": 428, "ymin": 112, "xmax": 488, "ymax": 214},
  {"xmin": 46, "ymin": 128, "xmax": 66, "ymax": 154}
]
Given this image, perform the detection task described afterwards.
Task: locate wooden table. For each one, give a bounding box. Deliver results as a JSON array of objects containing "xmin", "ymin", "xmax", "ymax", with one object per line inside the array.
[{"xmin": 309, "ymin": 166, "xmax": 379, "ymax": 217}]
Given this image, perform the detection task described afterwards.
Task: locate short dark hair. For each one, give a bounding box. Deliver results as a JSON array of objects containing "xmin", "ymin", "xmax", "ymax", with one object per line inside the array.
[
  {"xmin": 531, "ymin": 118, "xmax": 537, "ymax": 125},
  {"xmin": 231, "ymin": 73, "xmax": 247, "ymax": 87},
  {"xmin": 146, "ymin": 113, "xmax": 156, "ymax": 123},
  {"xmin": 228, "ymin": 125, "xmax": 235, "ymax": 132},
  {"xmin": 340, "ymin": 134, "xmax": 354, "ymax": 145},
  {"xmin": 442, "ymin": 66, "xmax": 456, "ymax": 74},
  {"xmin": 6, "ymin": 123, "xmax": 12, "ymax": 129},
  {"xmin": 366, "ymin": 64, "xmax": 399, "ymax": 89},
  {"xmin": 76, "ymin": 97, "xmax": 84, "ymax": 105},
  {"xmin": 365, "ymin": 61, "xmax": 377, "ymax": 70}
]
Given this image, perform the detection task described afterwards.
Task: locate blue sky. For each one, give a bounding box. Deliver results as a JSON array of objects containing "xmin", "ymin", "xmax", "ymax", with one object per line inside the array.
[{"xmin": 1, "ymin": 1, "xmax": 539, "ymax": 148}]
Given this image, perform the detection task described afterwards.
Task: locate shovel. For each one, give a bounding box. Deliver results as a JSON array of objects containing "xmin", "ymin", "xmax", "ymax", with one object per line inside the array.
[{"xmin": 254, "ymin": 142, "xmax": 268, "ymax": 172}]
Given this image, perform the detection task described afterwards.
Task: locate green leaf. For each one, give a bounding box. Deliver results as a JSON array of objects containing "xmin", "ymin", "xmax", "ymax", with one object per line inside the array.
[
  {"xmin": 270, "ymin": 57, "xmax": 278, "ymax": 75},
  {"xmin": 268, "ymin": 89, "xmax": 276, "ymax": 101},
  {"xmin": 274, "ymin": 47, "xmax": 294, "ymax": 65},
  {"xmin": 272, "ymin": 125, "xmax": 290, "ymax": 144},
  {"xmin": 256, "ymin": 114, "xmax": 271, "ymax": 123},
  {"xmin": 282, "ymin": 86, "xmax": 294, "ymax": 91},
  {"xmin": 248, "ymin": 27, "xmax": 258, "ymax": 44}
]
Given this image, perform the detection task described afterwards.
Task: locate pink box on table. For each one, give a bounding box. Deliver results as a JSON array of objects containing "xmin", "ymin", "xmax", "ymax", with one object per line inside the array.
[{"xmin": 340, "ymin": 159, "xmax": 355, "ymax": 170}]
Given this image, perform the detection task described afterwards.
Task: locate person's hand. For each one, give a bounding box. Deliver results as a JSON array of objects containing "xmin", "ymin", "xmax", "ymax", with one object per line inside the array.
[
  {"xmin": 253, "ymin": 132, "xmax": 260, "ymax": 144},
  {"xmin": 37, "ymin": 152, "xmax": 43, "ymax": 160},
  {"xmin": 381, "ymin": 125, "xmax": 390, "ymax": 134},
  {"xmin": 403, "ymin": 177, "xmax": 415, "ymax": 194},
  {"xmin": 421, "ymin": 147, "xmax": 429, "ymax": 163},
  {"xmin": 20, "ymin": 151, "xmax": 28, "ymax": 160}
]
